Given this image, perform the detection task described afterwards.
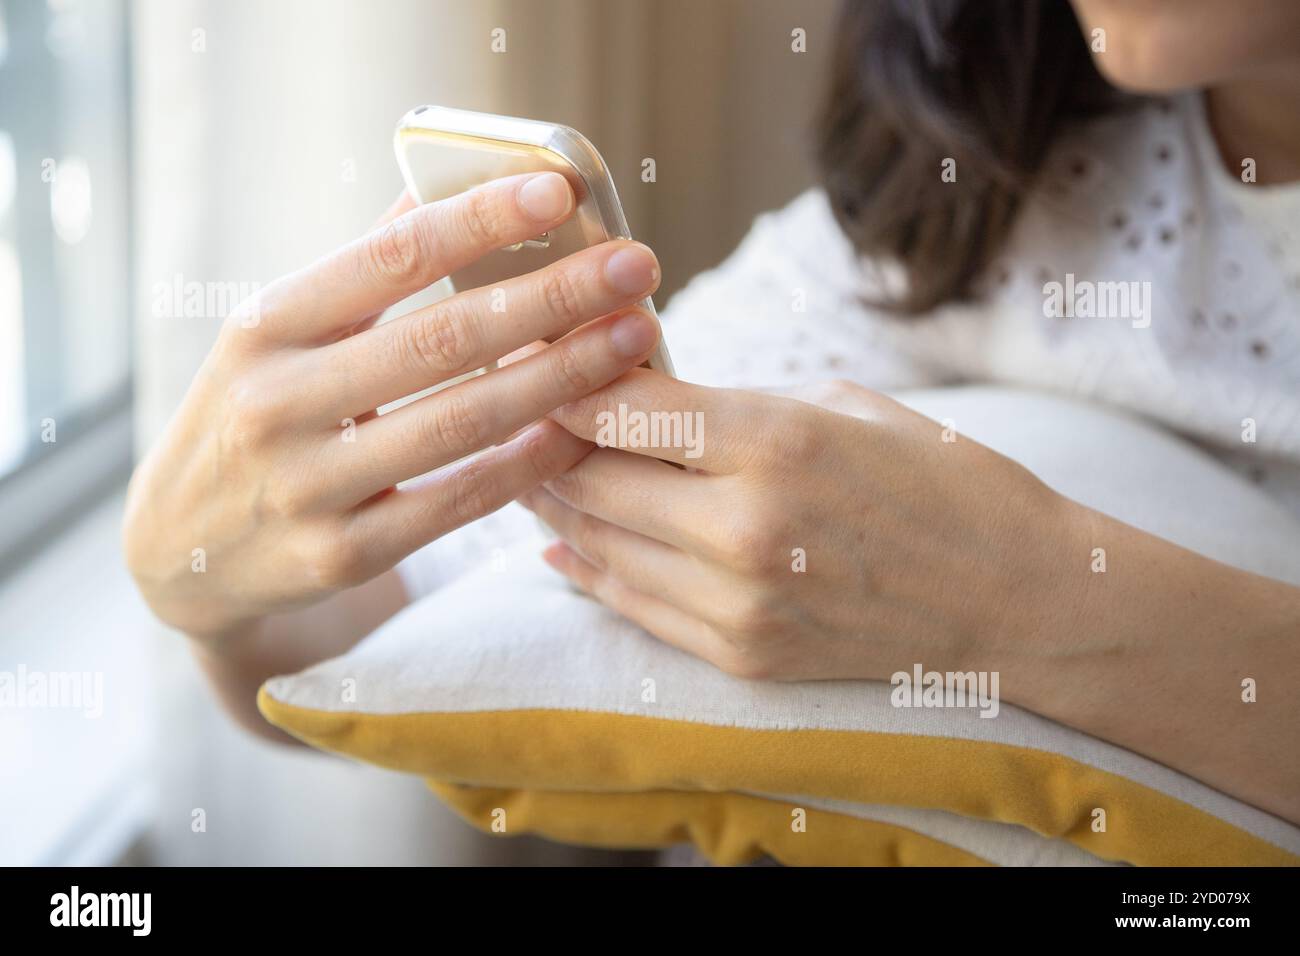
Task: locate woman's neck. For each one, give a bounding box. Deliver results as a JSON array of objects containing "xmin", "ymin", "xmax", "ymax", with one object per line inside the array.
[{"xmin": 1205, "ymin": 64, "xmax": 1300, "ymax": 185}]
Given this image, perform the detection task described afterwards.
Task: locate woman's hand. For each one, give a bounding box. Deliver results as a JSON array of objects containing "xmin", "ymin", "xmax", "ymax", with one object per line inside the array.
[
  {"xmin": 522, "ymin": 372, "xmax": 1300, "ymax": 823},
  {"xmin": 124, "ymin": 172, "xmax": 663, "ymax": 643},
  {"xmin": 519, "ymin": 374, "xmax": 1081, "ymax": 680}
]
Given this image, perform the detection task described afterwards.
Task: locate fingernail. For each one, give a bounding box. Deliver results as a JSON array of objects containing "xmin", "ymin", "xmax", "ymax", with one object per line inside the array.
[
  {"xmin": 517, "ymin": 173, "xmax": 572, "ymax": 222},
  {"xmin": 608, "ymin": 310, "xmax": 658, "ymax": 357},
  {"xmin": 604, "ymin": 244, "xmax": 659, "ymax": 295},
  {"xmin": 542, "ymin": 540, "xmax": 571, "ymax": 568}
]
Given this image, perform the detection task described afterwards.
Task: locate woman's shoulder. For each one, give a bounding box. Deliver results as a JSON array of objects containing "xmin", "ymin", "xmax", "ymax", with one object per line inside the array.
[
  {"xmin": 665, "ymin": 186, "xmax": 896, "ymax": 317},
  {"xmin": 715, "ymin": 187, "xmax": 862, "ymax": 278},
  {"xmin": 658, "ymin": 188, "xmax": 945, "ymax": 390}
]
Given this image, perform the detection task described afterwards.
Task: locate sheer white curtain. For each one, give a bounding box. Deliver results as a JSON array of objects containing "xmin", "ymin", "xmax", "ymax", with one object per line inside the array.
[{"xmin": 130, "ymin": 0, "xmax": 831, "ymax": 864}]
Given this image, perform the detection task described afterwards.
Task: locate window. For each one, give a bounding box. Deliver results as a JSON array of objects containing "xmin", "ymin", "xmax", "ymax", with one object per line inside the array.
[{"xmin": 0, "ymin": 0, "xmax": 132, "ymax": 565}]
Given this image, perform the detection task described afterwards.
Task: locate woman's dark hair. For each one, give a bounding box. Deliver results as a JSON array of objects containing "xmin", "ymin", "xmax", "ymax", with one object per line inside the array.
[{"xmin": 817, "ymin": 0, "xmax": 1122, "ymax": 314}]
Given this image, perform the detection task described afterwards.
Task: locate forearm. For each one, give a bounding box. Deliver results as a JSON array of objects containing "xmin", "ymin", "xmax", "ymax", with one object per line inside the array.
[
  {"xmin": 995, "ymin": 500, "xmax": 1300, "ymax": 824},
  {"xmin": 189, "ymin": 570, "xmax": 409, "ymax": 745}
]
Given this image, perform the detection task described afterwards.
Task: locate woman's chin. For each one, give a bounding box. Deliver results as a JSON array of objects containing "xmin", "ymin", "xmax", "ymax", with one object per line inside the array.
[{"xmin": 1088, "ymin": 46, "xmax": 1216, "ymax": 96}]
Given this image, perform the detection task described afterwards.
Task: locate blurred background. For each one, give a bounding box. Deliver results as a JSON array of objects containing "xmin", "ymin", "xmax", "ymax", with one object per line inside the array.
[{"xmin": 0, "ymin": 0, "xmax": 835, "ymax": 864}]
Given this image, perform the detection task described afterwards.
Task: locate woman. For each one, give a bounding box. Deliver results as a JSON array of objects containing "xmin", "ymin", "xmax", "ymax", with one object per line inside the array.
[{"xmin": 124, "ymin": 0, "xmax": 1300, "ymax": 827}]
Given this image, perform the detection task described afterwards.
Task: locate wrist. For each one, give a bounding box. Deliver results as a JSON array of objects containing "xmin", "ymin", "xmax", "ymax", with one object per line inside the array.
[
  {"xmin": 963, "ymin": 485, "xmax": 1097, "ymax": 681},
  {"xmin": 130, "ymin": 569, "xmax": 262, "ymax": 648},
  {"xmin": 184, "ymin": 614, "xmax": 270, "ymax": 670}
]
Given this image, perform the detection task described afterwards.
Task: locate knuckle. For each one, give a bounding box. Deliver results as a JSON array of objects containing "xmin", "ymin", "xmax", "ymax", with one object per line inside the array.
[
  {"xmin": 423, "ymin": 390, "xmax": 487, "ymax": 454},
  {"xmin": 711, "ymin": 639, "xmax": 776, "ymax": 681},
  {"xmin": 721, "ymin": 591, "xmax": 780, "ymax": 639},
  {"xmin": 559, "ymin": 388, "xmax": 605, "ymax": 427},
  {"xmin": 818, "ymin": 378, "xmax": 877, "ymax": 414},
  {"xmin": 809, "ymin": 379, "xmax": 852, "ymax": 405},
  {"xmin": 303, "ymin": 528, "xmax": 367, "ymax": 590},
  {"xmin": 257, "ymin": 473, "xmax": 308, "ymax": 522},
  {"xmin": 221, "ymin": 379, "xmax": 275, "ymax": 453},
  {"xmin": 540, "ymin": 267, "xmax": 586, "ymax": 326},
  {"xmin": 366, "ymin": 217, "xmax": 426, "ymax": 285},
  {"xmin": 446, "ymin": 459, "xmax": 497, "ymax": 527},
  {"xmin": 823, "ymin": 377, "xmax": 865, "ymax": 398},
  {"xmin": 544, "ymin": 466, "xmax": 586, "ymax": 507},
  {"xmin": 404, "ymin": 306, "xmax": 477, "ymax": 375},
  {"xmin": 220, "ymin": 290, "xmax": 269, "ymax": 338},
  {"xmin": 549, "ymin": 341, "xmax": 592, "ymax": 395},
  {"xmin": 459, "ymin": 187, "xmax": 505, "ymax": 249},
  {"xmin": 720, "ymin": 507, "xmax": 785, "ymax": 575},
  {"xmin": 515, "ymin": 421, "xmax": 566, "ymax": 482}
]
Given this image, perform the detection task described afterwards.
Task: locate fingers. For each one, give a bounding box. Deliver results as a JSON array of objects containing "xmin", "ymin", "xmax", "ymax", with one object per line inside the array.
[
  {"xmin": 328, "ymin": 308, "xmax": 661, "ymax": 503},
  {"xmin": 520, "ymin": 486, "xmax": 731, "ymax": 625},
  {"xmin": 251, "ymin": 172, "xmax": 577, "ymax": 345},
  {"xmin": 316, "ymin": 239, "xmax": 660, "ymax": 418},
  {"xmin": 323, "ymin": 191, "xmax": 426, "ymax": 343},
  {"xmin": 345, "ymin": 419, "xmax": 593, "ymax": 571},
  {"xmin": 541, "ymin": 540, "xmax": 722, "ymax": 665},
  {"xmin": 549, "ymin": 368, "xmax": 761, "ymax": 473},
  {"xmin": 539, "ymin": 447, "xmax": 720, "ymax": 556},
  {"xmin": 498, "ymin": 339, "xmax": 548, "ymax": 368}
]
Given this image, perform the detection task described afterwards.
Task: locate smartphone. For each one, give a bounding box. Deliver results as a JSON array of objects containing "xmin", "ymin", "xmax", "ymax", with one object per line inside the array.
[{"xmin": 393, "ymin": 104, "xmax": 674, "ymax": 376}]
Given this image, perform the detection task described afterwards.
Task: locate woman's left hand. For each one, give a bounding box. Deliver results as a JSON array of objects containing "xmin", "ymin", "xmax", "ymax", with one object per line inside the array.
[
  {"xmin": 521, "ymin": 370, "xmax": 1300, "ymax": 825},
  {"xmin": 519, "ymin": 371, "xmax": 1087, "ymax": 681}
]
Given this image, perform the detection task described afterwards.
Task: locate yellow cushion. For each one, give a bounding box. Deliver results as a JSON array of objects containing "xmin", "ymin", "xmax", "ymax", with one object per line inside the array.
[{"xmin": 259, "ymin": 679, "xmax": 1300, "ymax": 866}]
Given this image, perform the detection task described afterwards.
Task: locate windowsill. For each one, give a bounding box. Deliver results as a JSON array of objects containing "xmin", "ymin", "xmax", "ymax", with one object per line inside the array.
[{"xmin": 0, "ymin": 484, "xmax": 159, "ymax": 865}]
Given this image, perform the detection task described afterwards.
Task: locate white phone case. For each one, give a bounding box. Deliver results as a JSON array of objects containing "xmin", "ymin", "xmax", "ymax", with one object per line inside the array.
[{"xmin": 394, "ymin": 104, "xmax": 674, "ymax": 377}]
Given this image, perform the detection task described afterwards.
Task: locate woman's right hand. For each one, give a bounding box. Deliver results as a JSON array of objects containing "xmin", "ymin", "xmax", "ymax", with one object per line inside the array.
[{"xmin": 123, "ymin": 172, "xmax": 662, "ymax": 643}]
